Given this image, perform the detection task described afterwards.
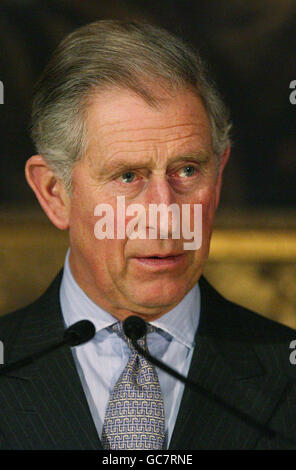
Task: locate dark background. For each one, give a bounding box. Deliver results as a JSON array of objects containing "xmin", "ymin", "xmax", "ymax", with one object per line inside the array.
[
  {"xmin": 0, "ymin": 0, "xmax": 295, "ymax": 325},
  {"xmin": 0, "ymin": 0, "xmax": 295, "ymax": 209}
]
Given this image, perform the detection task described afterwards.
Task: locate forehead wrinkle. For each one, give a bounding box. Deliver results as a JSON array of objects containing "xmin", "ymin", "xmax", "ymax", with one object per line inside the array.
[
  {"xmin": 86, "ymin": 93, "xmax": 202, "ymax": 133},
  {"xmin": 88, "ymin": 125, "xmax": 209, "ymax": 172},
  {"xmin": 88, "ymin": 122, "xmax": 203, "ymax": 146},
  {"xmin": 98, "ymin": 149, "xmax": 210, "ymax": 176},
  {"xmin": 91, "ymin": 122, "xmax": 209, "ymax": 153},
  {"xmin": 96, "ymin": 132, "xmax": 203, "ymax": 152},
  {"xmin": 84, "ymin": 88, "xmax": 213, "ymax": 175}
]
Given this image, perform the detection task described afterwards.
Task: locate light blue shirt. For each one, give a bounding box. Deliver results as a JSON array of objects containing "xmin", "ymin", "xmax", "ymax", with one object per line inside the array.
[{"xmin": 60, "ymin": 249, "xmax": 200, "ymax": 448}]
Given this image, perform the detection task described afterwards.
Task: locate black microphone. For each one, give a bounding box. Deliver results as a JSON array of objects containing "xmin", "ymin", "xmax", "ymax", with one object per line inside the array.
[
  {"xmin": 64, "ymin": 319, "xmax": 96, "ymax": 346},
  {"xmin": 124, "ymin": 316, "xmax": 194, "ymax": 386},
  {"xmin": 0, "ymin": 320, "xmax": 95, "ymax": 375},
  {"xmin": 123, "ymin": 316, "xmax": 294, "ymax": 445}
]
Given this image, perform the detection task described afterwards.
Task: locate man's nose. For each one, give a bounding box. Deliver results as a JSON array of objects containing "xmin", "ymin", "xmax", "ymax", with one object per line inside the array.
[
  {"xmin": 141, "ymin": 175, "xmax": 179, "ymax": 239},
  {"xmin": 144, "ymin": 174, "xmax": 175, "ymax": 206}
]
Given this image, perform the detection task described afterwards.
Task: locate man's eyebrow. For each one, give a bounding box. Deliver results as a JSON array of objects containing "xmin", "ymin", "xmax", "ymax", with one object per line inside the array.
[
  {"xmin": 168, "ymin": 152, "xmax": 210, "ymax": 165},
  {"xmin": 101, "ymin": 151, "xmax": 210, "ymax": 175}
]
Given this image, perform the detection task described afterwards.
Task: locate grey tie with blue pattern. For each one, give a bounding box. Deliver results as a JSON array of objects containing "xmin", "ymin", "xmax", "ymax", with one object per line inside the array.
[{"xmin": 101, "ymin": 321, "xmax": 165, "ymax": 450}]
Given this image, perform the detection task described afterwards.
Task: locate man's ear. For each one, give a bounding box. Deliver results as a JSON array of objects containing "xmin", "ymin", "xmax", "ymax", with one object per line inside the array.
[
  {"xmin": 215, "ymin": 146, "xmax": 230, "ymax": 209},
  {"xmin": 25, "ymin": 155, "xmax": 71, "ymax": 230}
]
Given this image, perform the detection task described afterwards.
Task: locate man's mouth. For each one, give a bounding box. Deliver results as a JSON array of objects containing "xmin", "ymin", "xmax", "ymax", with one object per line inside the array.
[
  {"xmin": 137, "ymin": 252, "xmax": 183, "ymax": 258},
  {"xmin": 133, "ymin": 253, "xmax": 186, "ymax": 269}
]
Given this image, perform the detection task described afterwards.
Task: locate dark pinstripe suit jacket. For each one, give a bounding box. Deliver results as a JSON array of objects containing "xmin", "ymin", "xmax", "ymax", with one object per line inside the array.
[{"xmin": 0, "ymin": 271, "xmax": 296, "ymax": 449}]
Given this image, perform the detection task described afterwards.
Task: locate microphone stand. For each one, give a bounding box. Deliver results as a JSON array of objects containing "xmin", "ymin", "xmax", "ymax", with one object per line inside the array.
[
  {"xmin": 130, "ymin": 338, "xmax": 276, "ymax": 440},
  {"xmin": 0, "ymin": 320, "xmax": 95, "ymax": 376},
  {"xmin": 0, "ymin": 339, "xmax": 71, "ymax": 375}
]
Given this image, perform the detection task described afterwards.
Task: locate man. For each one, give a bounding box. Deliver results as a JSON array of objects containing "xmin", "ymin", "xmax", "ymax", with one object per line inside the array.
[{"xmin": 0, "ymin": 20, "xmax": 296, "ymax": 450}]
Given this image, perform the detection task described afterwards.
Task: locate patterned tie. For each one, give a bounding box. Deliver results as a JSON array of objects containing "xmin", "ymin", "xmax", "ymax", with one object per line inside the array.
[{"xmin": 101, "ymin": 321, "xmax": 165, "ymax": 450}]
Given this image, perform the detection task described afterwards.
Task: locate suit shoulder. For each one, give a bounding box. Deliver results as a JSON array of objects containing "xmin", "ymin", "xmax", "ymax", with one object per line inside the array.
[
  {"xmin": 0, "ymin": 270, "xmax": 63, "ymax": 345},
  {"xmin": 0, "ymin": 297, "xmax": 44, "ymax": 347},
  {"xmin": 199, "ymin": 276, "xmax": 296, "ymax": 340},
  {"xmin": 225, "ymin": 295, "xmax": 295, "ymax": 337}
]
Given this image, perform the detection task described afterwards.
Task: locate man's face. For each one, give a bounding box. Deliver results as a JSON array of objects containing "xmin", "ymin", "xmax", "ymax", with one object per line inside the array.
[{"xmin": 67, "ymin": 86, "xmax": 226, "ymax": 321}]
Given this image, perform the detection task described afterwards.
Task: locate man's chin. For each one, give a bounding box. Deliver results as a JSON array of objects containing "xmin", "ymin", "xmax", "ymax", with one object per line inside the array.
[{"xmin": 124, "ymin": 283, "xmax": 192, "ymax": 316}]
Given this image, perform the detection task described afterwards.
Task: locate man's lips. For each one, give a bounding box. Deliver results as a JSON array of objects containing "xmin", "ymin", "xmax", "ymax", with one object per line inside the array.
[
  {"xmin": 134, "ymin": 252, "xmax": 184, "ymax": 258},
  {"xmin": 132, "ymin": 253, "xmax": 186, "ymax": 268}
]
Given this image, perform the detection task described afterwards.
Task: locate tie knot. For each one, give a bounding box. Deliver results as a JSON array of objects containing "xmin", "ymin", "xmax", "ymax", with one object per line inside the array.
[{"xmin": 111, "ymin": 321, "xmax": 156, "ymax": 351}]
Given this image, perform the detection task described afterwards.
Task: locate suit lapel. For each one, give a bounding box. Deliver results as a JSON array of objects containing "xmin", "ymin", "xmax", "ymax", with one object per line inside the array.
[
  {"xmin": 169, "ymin": 276, "xmax": 290, "ymax": 450},
  {"xmin": 0, "ymin": 272, "xmax": 102, "ymax": 450}
]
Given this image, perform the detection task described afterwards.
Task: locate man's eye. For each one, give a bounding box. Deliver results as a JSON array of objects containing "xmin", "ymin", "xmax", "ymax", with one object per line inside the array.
[
  {"xmin": 119, "ymin": 172, "xmax": 136, "ymax": 183},
  {"xmin": 178, "ymin": 165, "xmax": 196, "ymax": 177}
]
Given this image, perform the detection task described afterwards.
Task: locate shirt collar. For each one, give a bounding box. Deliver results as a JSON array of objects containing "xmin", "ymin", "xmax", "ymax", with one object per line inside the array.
[
  {"xmin": 60, "ymin": 249, "xmax": 200, "ymax": 351},
  {"xmin": 150, "ymin": 284, "xmax": 200, "ymax": 350},
  {"xmin": 60, "ymin": 250, "xmax": 116, "ymax": 333}
]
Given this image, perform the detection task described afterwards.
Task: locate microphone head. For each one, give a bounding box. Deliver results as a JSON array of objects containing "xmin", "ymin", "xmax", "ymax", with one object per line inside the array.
[
  {"xmin": 64, "ymin": 320, "xmax": 96, "ymax": 346},
  {"xmin": 123, "ymin": 316, "xmax": 147, "ymax": 341}
]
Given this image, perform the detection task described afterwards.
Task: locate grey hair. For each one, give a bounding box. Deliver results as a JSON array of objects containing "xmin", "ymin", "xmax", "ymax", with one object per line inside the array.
[{"xmin": 31, "ymin": 20, "xmax": 232, "ymax": 192}]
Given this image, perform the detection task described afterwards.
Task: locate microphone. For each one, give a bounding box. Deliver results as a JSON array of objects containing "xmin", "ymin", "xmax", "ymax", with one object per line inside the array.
[
  {"xmin": 123, "ymin": 316, "xmax": 294, "ymax": 445},
  {"xmin": 124, "ymin": 316, "xmax": 195, "ymax": 386},
  {"xmin": 0, "ymin": 320, "xmax": 96, "ymax": 375},
  {"xmin": 64, "ymin": 319, "xmax": 96, "ymax": 346}
]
